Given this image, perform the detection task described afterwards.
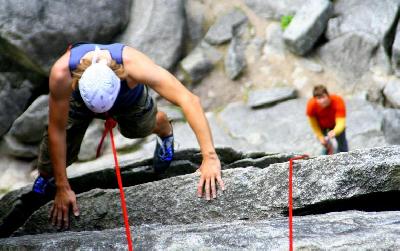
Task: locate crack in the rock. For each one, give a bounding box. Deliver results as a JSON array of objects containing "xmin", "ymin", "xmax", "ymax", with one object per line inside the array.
[{"xmin": 282, "ymin": 191, "xmax": 400, "ymax": 216}]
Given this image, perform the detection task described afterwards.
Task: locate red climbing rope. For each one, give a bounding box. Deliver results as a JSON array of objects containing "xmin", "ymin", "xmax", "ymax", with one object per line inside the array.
[
  {"xmin": 98, "ymin": 117, "xmax": 133, "ymax": 251},
  {"xmin": 288, "ymin": 155, "xmax": 308, "ymax": 251}
]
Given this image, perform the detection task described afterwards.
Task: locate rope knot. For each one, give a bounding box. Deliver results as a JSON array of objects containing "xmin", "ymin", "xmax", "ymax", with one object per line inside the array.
[{"xmin": 105, "ymin": 117, "xmax": 117, "ymax": 129}]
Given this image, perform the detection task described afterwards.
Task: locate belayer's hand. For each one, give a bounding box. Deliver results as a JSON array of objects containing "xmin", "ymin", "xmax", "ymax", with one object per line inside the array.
[
  {"xmin": 327, "ymin": 130, "xmax": 336, "ymax": 139},
  {"xmin": 50, "ymin": 186, "xmax": 80, "ymax": 229},
  {"xmin": 197, "ymin": 153, "xmax": 225, "ymax": 200}
]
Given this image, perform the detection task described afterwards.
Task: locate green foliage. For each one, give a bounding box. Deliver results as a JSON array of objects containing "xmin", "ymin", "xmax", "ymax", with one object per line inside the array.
[{"xmin": 281, "ymin": 15, "xmax": 293, "ymax": 30}]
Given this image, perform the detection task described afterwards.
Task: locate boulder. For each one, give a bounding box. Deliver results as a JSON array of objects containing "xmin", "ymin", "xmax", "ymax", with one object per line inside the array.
[
  {"xmin": 1, "ymin": 211, "xmax": 400, "ymax": 249},
  {"xmin": 15, "ymin": 146, "xmax": 400, "ymax": 235},
  {"xmin": 204, "ymin": 10, "xmax": 248, "ymax": 45},
  {"xmin": 265, "ymin": 23, "xmax": 285, "ymax": 54},
  {"xmin": 8, "ymin": 95, "xmax": 48, "ymax": 144},
  {"xmin": 0, "ymin": 160, "xmax": 32, "ymax": 202},
  {"xmin": 326, "ymin": 0, "xmax": 400, "ymax": 52},
  {"xmin": 392, "ymin": 20, "xmax": 400, "ymax": 76},
  {"xmin": 0, "ymin": 0, "xmax": 131, "ymax": 73},
  {"xmin": 383, "ymin": 78, "xmax": 400, "ymax": 108},
  {"xmin": 0, "ymin": 135, "xmax": 38, "ymax": 159},
  {"xmin": 382, "ymin": 108, "xmax": 400, "ymax": 145},
  {"xmin": 317, "ymin": 32, "xmax": 379, "ymax": 82},
  {"xmin": 184, "ymin": 0, "xmax": 206, "ymax": 48},
  {"xmin": 179, "ymin": 42, "xmax": 222, "ymax": 84},
  {"xmin": 283, "ymin": 0, "xmax": 333, "ymax": 55},
  {"xmin": 247, "ymin": 87, "xmax": 297, "ymax": 108},
  {"xmin": 224, "ymin": 37, "xmax": 246, "ymax": 80},
  {"xmin": 0, "ymin": 73, "xmax": 34, "ymax": 137},
  {"xmin": 244, "ymin": 0, "xmax": 303, "ymax": 20},
  {"xmin": 119, "ymin": 0, "xmax": 185, "ymax": 70}
]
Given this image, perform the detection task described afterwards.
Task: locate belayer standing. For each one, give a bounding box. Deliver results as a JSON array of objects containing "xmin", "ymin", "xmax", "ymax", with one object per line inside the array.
[
  {"xmin": 306, "ymin": 85, "xmax": 349, "ymax": 155},
  {"xmin": 0, "ymin": 42, "xmax": 225, "ymax": 236}
]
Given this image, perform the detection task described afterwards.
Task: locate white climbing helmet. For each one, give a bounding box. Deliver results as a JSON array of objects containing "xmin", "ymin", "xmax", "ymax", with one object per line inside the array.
[{"xmin": 78, "ymin": 46, "xmax": 121, "ymax": 113}]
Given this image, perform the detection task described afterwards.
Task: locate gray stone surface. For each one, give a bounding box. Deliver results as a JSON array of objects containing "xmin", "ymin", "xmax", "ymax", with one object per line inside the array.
[
  {"xmin": 8, "ymin": 95, "xmax": 48, "ymax": 144},
  {"xmin": 0, "ymin": 148, "xmax": 295, "ymax": 236},
  {"xmin": 0, "ymin": 159, "xmax": 32, "ymax": 202},
  {"xmin": 179, "ymin": 42, "xmax": 222, "ymax": 84},
  {"xmin": 0, "ymin": 0, "xmax": 131, "ymax": 73},
  {"xmin": 244, "ymin": 0, "xmax": 303, "ymax": 20},
  {"xmin": 317, "ymin": 32, "xmax": 379, "ymax": 82},
  {"xmin": 184, "ymin": 0, "xmax": 206, "ymax": 47},
  {"xmin": 169, "ymin": 113, "xmax": 248, "ymax": 153},
  {"xmin": 296, "ymin": 58, "xmax": 323, "ymax": 73},
  {"xmin": 204, "ymin": 10, "xmax": 248, "ymax": 45},
  {"xmin": 225, "ymin": 37, "xmax": 246, "ymax": 80},
  {"xmin": 383, "ymin": 108, "xmax": 400, "ymax": 145},
  {"xmin": 219, "ymin": 98, "xmax": 387, "ymax": 156},
  {"xmin": 383, "ymin": 78, "xmax": 400, "ymax": 108},
  {"xmin": 247, "ymin": 87, "xmax": 297, "ymax": 108},
  {"xmin": 0, "ymin": 134, "xmax": 38, "ymax": 159},
  {"xmin": 119, "ymin": 0, "xmax": 185, "ymax": 70},
  {"xmin": 1, "ymin": 211, "xmax": 400, "ymax": 250},
  {"xmin": 0, "ymin": 186, "xmax": 31, "ymax": 224},
  {"xmin": 265, "ymin": 23, "xmax": 285, "ymax": 54},
  {"xmin": 16, "ymin": 146, "xmax": 400, "ymax": 235},
  {"xmin": 392, "ymin": 20, "xmax": 400, "ymax": 76},
  {"xmin": 0, "ymin": 73, "xmax": 33, "ymax": 137},
  {"xmin": 283, "ymin": 0, "xmax": 332, "ymax": 55},
  {"xmin": 372, "ymin": 45, "xmax": 393, "ymax": 75},
  {"xmin": 326, "ymin": 0, "xmax": 400, "ymax": 52}
]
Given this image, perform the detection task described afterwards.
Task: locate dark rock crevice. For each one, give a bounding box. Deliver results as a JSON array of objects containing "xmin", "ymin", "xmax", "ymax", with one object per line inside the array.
[{"xmin": 290, "ymin": 191, "xmax": 400, "ymax": 216}]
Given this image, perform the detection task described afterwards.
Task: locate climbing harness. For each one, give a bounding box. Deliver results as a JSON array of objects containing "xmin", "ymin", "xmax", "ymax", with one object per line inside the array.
[
  {"xmin": 97, "ymin": 117, "xmax": 133, "ymax": 251},
  {"xmin": 288, "ymin": 155, "xmax": 308, "ymax": 251}
]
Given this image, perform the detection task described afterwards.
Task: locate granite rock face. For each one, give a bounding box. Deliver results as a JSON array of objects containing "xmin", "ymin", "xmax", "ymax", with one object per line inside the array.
[
  {"xmin": 326, "ymin": 0, "xmax": 400, "ymax": 52},
  {"xmin": 0, "ymin": 148, "xmax": 295, "ymax": 232},
  {"xmin": 179, "ymin": 42, "xmax": 223, "ymax": 84},
  {"xmin": 119, "ymin": 0, "xmax": 185, "ymax": 70},
  {"xmin": 204, "ymin": 10, "xmax": 248, "ymax": 45},
  {"xmin": 225, "ymin": 36, "xmax": 247, "ymax": 80},
  {"xmin": 0, "ymin": 0, "xmax": 131, "ymax": 72},
  {"xmin": 247, "ymin": 88, "xmax": 297, "ymax": 108},
  {"xmin": 244, "ymin": 0, "xmax": 303, "ymax": 20},
  {"xmin": 1, "ymin": 211, "xmax": 400, "ymax": 250},
  {"xmin": 0, "ymin": 73, "xmax": 34, "ymax": 137},
  {"xmin": 16, "ymin": 146, "xmax": 400, "ymax": 235},
  {"xmin": 317, "ymin": 32, "xmax": 379, "ymax": 82},
  {"xmin": 283, "ymin": 0, "xmax": 333, "ymax": 55}
]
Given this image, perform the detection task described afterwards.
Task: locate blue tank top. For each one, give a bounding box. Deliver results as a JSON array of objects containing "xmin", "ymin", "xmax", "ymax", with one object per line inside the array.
[{"xmin": 69, "ymin": 43, "xmax": 144, "ymax": 112}]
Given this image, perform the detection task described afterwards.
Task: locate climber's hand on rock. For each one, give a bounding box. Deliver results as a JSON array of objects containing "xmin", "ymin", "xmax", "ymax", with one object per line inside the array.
[
  {"xmin": 50, "ymin": 186, "xmax": 79, "ymax": 230},
  {"xmin": 197, "ymin": 153, "xmax": 225, "ymax": 200}
]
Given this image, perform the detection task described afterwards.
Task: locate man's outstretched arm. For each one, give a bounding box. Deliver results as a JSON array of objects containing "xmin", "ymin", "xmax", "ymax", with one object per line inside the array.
[
  {"xmin": 47, "ymin": 52, "xmax": 79, "ymax": 228},
  {"xmin": 307, "ymin": 116, "xmax": 326, "ymax": 145},
  {"xmin": 123, "ymin": 47, "xmax": 225, "ymax": 200}
]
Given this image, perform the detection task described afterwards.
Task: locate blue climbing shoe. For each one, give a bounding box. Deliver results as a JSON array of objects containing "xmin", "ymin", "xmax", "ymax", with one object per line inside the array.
[
  {"xmin": 32, "ymin": 176, "xmax": 55, "ymax": 195},
  {"xmin": 153, "ymin": 133, "xmax": 174, "ymax": 174}
]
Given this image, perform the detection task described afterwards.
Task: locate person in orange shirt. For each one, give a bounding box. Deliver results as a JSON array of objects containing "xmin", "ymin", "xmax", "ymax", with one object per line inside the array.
[{"xmin": 306, "ymin": 85, "xmax": 349, "ymax": 154}]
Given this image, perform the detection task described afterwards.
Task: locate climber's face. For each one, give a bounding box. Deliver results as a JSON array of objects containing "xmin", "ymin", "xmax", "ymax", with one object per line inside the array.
[{"xmin": 316, "ymin": 94, "xmax": 330, "ymax": 108}]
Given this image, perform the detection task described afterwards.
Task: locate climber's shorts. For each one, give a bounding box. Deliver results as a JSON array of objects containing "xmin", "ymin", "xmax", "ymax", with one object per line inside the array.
[{"xmin": 36, "ymin": 86, "xmax": 157, "ymax": 176}]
